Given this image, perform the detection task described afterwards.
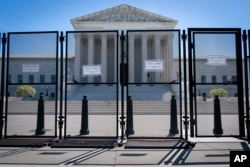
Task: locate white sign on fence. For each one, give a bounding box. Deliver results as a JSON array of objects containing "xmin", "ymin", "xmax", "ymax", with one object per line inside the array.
[
  {"xmin": 22, "ymin": 64, "xmax": 40, "ymax": 72},
  {"xmin": 145, "ymin": 59, "xmax": 164, "ymax": 72},
  {"xmin": 82, "ymin": 65, "xmax": 101, "ymax": 76}
]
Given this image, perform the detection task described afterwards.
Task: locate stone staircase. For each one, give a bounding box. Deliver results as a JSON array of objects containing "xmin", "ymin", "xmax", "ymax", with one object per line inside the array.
[
  {"xmin": 67, "ymin": 84, "xmax": 174, "ymax": 101},
  {"xmin": 6, "ymin": 99, "xmax": 239, "ymax": 115}
]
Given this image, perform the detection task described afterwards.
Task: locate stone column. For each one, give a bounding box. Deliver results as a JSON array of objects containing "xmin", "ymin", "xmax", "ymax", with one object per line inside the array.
[
  {"xmin": 101, "ymin": 34, "xmax": 107, "ymax": 82},
  {"xmin": 87, "ymin": 33, "xmax": 94, "ymax": 82},
  {"xmin": 74, "ymin": 34, "xmax": 81, "ymax": 82},
  {"xmin": 167, "ymin": 33, "xmax": 174, "ymax": 82},
  {"xmin": 154, "ymin": 34, "xmax": 161, "ymax": 82},
  {"xmin": 141, "ymin": 34, "xmax": 148, "ymax": 82},
  {"xmin": 128, "ymin": 34, "xmax": 135, "ymax": 82},
  {"xmin": 113, "ymin": 34, "xmax": 117, "ymax": 82}
]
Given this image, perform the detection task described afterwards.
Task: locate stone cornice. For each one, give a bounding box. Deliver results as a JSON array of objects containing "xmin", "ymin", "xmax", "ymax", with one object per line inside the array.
[{"xmin": 71, "ymin": 4, "xmax": 178, "ymax": 24}]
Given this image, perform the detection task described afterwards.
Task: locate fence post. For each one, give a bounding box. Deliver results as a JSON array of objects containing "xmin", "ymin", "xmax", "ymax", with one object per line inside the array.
[
  {"xmin": 80, "ymin": 95, "xmax": 89, "ymax": 135},
  {"xmin": 35, "ymin": 94, "xmax": 45, "ymax": 135},
  {"xmin": 213, "ymin": 95, "xmax": 223, "ymax": 135},
  {"xmin": 169, "ymin": 95, "xmax": 179, "ymax": 134},
  {"xmin": 126, "ymin": 95, "xmax": 134, "ymax": 136}
]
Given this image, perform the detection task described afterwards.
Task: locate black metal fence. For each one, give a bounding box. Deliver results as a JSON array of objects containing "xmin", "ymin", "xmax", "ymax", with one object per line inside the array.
[
  {"xmin": 0, "ymin": 28, "xmax": 250, "ymax": 144},
  {"xmin": 2, "ymin": 32, "xmax": 60, "ymax": 139},
  {"xmin": 64, "ymin": 31, "xmax": 119, "ymax": 139}
]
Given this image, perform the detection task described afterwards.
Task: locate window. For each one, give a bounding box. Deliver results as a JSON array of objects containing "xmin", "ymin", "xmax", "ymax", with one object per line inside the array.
[
  {"xmin": 8, "ymin": 75, "xmax": 11, "ymax": 83},
  {"xmin": 40, "ymin": 75, "xmax": 45, "ymax": 83},
  {"xmin": 29, "ymin": 75, "xmax": 34, "ymax": 83},
  {"xmin": 222, "ymin": 75, "xmax": 227, "ymax": 83},
  {"xmin": 51, "ymin": 75, "xmax": 56, "ymax": 83},
  {"xmin": 201, "ymin": 75, "xmax": 206, "ymax": 83},
  {"xmin": 231, "ymin": 75, "xmax": 237, "ymax": 83},
  {"xmin": 211, "ymin": 75, "xmax": 216, "ymax": 83},
  {"xmin": 17, "ymin": 75, "xmax": 23, "ymax": 83}
]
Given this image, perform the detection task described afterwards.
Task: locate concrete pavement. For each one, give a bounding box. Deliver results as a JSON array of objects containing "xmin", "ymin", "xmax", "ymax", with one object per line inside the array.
[{"xmin": 0, "ymin": 137, "xmax": 249, "ymax": 166}]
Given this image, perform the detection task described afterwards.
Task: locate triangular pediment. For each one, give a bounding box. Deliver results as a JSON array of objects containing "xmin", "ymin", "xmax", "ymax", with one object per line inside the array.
[{"xmin": 71, "ymin": 4, "xmax": 177, "ymax": 23}]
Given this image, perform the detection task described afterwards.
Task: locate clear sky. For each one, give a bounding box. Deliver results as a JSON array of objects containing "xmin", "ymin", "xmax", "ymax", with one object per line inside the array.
[{"xmin": 0, "ymin": 0, "xmax": 250, "ymax": 32}]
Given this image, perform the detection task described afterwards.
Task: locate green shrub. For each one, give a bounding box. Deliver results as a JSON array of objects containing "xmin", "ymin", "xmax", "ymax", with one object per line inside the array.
[
  {"xmin": 209, "ymin": 88, "xmax": 228, "ymax": 98},
  {"xmin": 16, "ymin": 85, "xmax": 36, "ymax": 97}
]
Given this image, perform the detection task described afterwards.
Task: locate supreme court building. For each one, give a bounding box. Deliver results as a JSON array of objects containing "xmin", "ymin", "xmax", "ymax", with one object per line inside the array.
[
  {"xmin": 2, "ymin": 4, "xmax": 239, "ymax": 99},
  {"xmin": 70, "ymin": 4, "xmax": 179, "ymax": 84}
]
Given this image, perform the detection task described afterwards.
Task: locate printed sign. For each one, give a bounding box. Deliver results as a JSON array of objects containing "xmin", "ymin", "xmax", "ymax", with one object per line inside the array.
[
  {"xmin": 207, "ymin": 55, "xmax": 226, "ymax": 65},
  {"xmin": 22, "ymin": 64, "xmax": 40, "ymax": 72},
  {"xmin": 82, "ymin": 65, "xmax": 101, "ymax": 76},
  {"xmin": 145, "ymin": 60, "xmax": 164, "ymax": 72}
]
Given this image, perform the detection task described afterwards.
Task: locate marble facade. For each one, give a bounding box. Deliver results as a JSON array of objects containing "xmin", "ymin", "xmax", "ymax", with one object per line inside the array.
[{"xmin": 70, "ymin": 4, "xmax": 178, "ymax": 83}]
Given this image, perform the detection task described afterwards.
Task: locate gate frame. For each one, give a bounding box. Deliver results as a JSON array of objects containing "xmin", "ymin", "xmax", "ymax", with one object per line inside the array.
[
  {"xmin": 125, "ymin": 29, "xmax": 184, "ymax": 140},
  {"xmin": 4, "ymin": 31, "xmax": 60, "ymax": 139},
  {"xmin": 63, "ymin": 30, "xmax": 120, "ymax": 140},
  {"xmin": 0, "ymin": 33, "xmax": 5, "ymax": 139},
  {"xmin": 243, "ymin": 29, "xmax": 250, "ymax": 141},
  {"xmin": 188, "ymin": 28, "xmax": 245, "ymax": 138}
]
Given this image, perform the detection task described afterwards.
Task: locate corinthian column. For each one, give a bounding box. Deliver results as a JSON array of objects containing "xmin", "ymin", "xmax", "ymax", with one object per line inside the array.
[
  {"xmin": 167, "ymin": 33, "xmax": 174, "ymax": 82},
  {"xmin": 101, "ymin": 34, "xmax": 107, "ymax": 82},
  {"xmin": 74, "ymin": 34, "xmax": 81, "ymax": 82},
  {"xmin": 87, "ymin": 33, "xmax": 94, "ymax": 82},
  {"xmin": 141, "ymin": 34, "xmax": 148, "ymax": 82},
  {"xmin": 128, "ymin": 34, "xmax": 135, "ymax": 83},
  {"xmin": 154, "ymin": 34, "xmax": 161, "ymax": 82}
]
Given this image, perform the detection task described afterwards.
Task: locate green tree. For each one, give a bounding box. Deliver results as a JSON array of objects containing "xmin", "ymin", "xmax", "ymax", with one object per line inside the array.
[
  {"xmin": 209, "ymin": 88, "xmax": 228, "ymax": 98},
  {"xmin": 16, "ymin": 85, "xmax": 36, "ymax": 97}
]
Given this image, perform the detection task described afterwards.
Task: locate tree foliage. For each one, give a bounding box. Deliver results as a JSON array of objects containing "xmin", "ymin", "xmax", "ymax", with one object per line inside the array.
[
  {"xmin": 209, "ymin": 88, "xmax": 228, "ymax": 98},
  {"xmin": 16, "ymin": 85, "xmax": 36, "ymax": 97}
]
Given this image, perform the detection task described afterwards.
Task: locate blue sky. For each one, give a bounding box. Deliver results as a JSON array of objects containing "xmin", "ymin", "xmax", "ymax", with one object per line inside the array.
[{"xmin": 0, "ymin": 0, "xmax": 250, "ymax": 32}]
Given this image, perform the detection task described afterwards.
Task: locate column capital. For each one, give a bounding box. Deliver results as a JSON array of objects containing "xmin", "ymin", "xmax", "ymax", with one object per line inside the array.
[
  {"xmin": 141, "ymin": 33, "xmax": 148, "ymax": 40},
  {"xmin": 100, "ymin": 33, "xmax": 107, "ymax": 39},
  {"xmin": 166, "ymin": 33, "xmax": 175, "ymax": 40},
  {"xmin": 87, "ymin": 33, "xmax": 95, "ymax": 39},
  {"xmin": 154, "ymin": 34, "xmax": 162, "ymax": 39},
  {"xmin": 128, "ymin": 34, "xmax": 135, "ymax": 40}
]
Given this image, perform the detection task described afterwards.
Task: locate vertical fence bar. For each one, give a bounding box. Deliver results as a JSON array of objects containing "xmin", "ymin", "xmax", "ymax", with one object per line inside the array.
[
  {"xmin": 178, "ymin": 30, "xmax": 183, "ymax": 139},
  {"xmin": 243, "ymin": 30, "xmax": 249, "ymax": 140},
  {"xmin": 236, "ymin": 29, "xmax": 245, "ymax": 137},
  {"xmin": 187, "ymin": 29, "xmax": 195, "ymax": 137},
  {"xmin": 59, "ymin": 32, "xmax": 64, "ymax": 139},
  {"xmin": 4, "ymin": 33, "xmax": 10, "ymax": 138},
  {"xmin": 64, "ymin": 32, "xmax": 68, "ymax": 138},
  {"xmin": 182, "ymin": 30, "xmax": 188, "ymax": 140},
  {"xmin": 116, "ymin": 31, "xmax": 119, "ymax": 139},
  {"xmin": 0, "ymin": 33, "xmax": 6, "ymax": 138},
  {"xmin": 247, "ymin": 30, "xmax": 250, "ymax": 141},
  {"xmin": 120, "ymin": 31, "xmax": 126, "ymax": 142}
]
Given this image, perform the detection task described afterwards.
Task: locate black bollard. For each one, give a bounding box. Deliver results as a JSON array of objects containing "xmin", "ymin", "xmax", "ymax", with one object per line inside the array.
[
  {"xmin": 169, "ymin": 95, "xmax": 179, "ymax": 134},
  {"xmin": 35, "ymin": 94, "xmax": 45, "ymax": 135},
  {"xmin": 80, "ymin": 95, "xmax": 89, "ymax": 135},
  {"xmin": 126, "ymin": 96, "xmax": 134, "ymax": 136},
  {"xmin": 213, "ymin": 95, "xmax": 223, "ymax": 135}
]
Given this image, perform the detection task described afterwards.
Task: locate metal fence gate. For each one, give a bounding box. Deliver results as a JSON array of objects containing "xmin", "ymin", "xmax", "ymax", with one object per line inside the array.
[
  {"xmin": 0, "ymin": 32, "xmax": 60, "ymax": 146},
  {"xmin": 123, "ymin": 30, "xmax": 185, "ymax": 148},
  {"xmin": 53, "ymin": 31, "xmax": 120, "ymax": 148},
  {"xmin": 1, "ymin": 28, "xmax": 249, "ymax": 147},
  {"xmin": 187, "ymin": 28, "xmax": 245, "ymax": 138}
]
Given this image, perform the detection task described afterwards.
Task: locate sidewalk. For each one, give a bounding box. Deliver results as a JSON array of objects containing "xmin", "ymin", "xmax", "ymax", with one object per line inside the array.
[{"xmin": 0, "ymin": 137, "xmax": 249, "ymax": 167}]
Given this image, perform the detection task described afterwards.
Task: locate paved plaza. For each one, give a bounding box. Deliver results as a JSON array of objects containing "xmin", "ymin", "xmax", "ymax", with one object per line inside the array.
[
  {"xmin": 0, "ymin": 112, "xmax": 249, "ymax": 166},
  {"xmin": 0, "ymin": 137, "xmax": 249, "ymax": 166}
]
